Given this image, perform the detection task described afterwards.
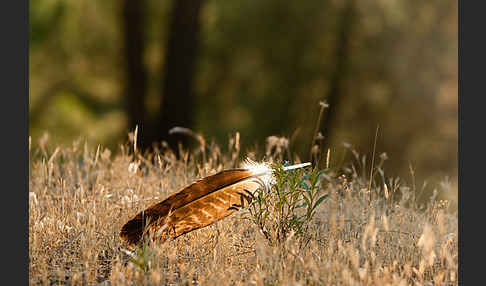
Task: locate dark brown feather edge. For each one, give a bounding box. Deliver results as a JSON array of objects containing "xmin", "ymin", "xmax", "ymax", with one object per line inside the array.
[{"xmin": 119, "ymin": 169, "xmax": 258, "ymax": 246}]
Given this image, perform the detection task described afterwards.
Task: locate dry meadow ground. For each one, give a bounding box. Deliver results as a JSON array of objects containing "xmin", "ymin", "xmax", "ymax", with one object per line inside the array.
[{"xmin": 29, "ymin": 134, "xmax": 458, "ymax": 285}]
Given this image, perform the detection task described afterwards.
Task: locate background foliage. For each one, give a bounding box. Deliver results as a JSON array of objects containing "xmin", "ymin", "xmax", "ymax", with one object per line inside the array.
[{"xmin": 29, "ymin": 0, "xmax": 457, "ymax": 197}]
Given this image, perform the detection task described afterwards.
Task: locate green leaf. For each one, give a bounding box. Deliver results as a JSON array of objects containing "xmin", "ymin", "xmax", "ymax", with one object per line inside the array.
[
  {"xmin": 303, "ymin": 173, "xmax": 312, "ymax": 180},
  {"xmin": 295, "ymin": 203, "xmax": 306, "ymax": 209},
  {"xmin": 300, "ymin": 181, "xmax": 310, "ymax": 191},
  {"xmin": 302, "ymin": 195, "xmax": 311, "ymax": 208},
  {"xmin": 312, "ymin": 194, "xmax": 329, "ymax": 211}
]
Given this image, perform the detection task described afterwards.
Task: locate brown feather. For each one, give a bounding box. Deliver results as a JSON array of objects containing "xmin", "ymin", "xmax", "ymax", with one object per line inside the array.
[{"xmin": 120, "ymin": 169, "xmax": 261, "ymax": 246}]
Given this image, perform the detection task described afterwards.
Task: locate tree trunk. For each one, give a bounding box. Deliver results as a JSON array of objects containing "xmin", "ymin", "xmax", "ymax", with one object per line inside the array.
[
  {"xmin": 321, "ymin": 0, "xmax": 356, "ymax": 154},
  {"xmin": 122, "ymin": 0, "xmax": 148, "ymax": 144},
  {"xmin": 156, "ymin": 0, "xmax": 206, "ymax": 151}
]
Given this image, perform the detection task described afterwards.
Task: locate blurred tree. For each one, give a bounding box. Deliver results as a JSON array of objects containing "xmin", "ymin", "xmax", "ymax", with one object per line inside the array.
[
  {"xmin": 320, "ymin": 0, "xmax": 356, "ymax": 158},
  {"xmin": 123, "ymin": 0, "xmax": 206, "ymax": 151},
  {"xmin": 123, "ymin": 0, "xmax": 148, "ymax": 140},
  {"xmin": 156, "ymin": 0, "xmax": 206, "ymax": 150}
]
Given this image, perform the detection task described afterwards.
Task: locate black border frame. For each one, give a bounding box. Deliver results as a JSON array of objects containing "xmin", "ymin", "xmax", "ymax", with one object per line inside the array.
[
  {"xmin": 1, "ymin": 0, "xmax": 29, "ymax": 282},
  {"xmin": 459, "ymin": 1, "xmax": 484, "ymax": 285}
]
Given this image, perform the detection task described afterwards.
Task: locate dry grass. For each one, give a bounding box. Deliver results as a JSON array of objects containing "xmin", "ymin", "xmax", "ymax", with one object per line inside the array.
[{"xmin": 29, "ymin": 133, "xmax": 457, "ymax": 285}]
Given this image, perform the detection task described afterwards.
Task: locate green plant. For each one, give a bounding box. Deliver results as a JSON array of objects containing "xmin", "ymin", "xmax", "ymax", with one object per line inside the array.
[
  {"xmin": 129, "ymin": 242, "xmax": 154, "ymax": 272},
  {"xmin": 246, "ymin": 160, "xmax": 328, "ymax": 246}
]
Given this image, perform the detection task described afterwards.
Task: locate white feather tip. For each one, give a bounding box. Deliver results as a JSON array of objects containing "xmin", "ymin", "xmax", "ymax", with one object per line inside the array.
[{"xmin": 241, "ymin": 158, "xmax": 311, "ymax": 177}]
